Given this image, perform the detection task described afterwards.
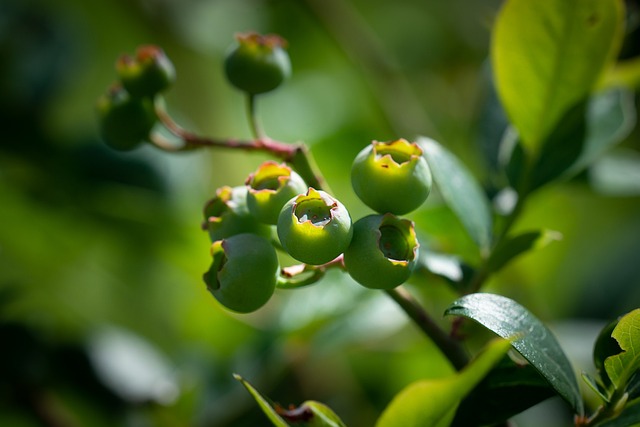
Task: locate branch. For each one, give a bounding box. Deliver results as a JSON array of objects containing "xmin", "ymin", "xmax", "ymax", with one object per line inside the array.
[
  {"xmin": 385, "ymin": 287, "xmax": 469, "ymax": 371},
  {"xmin": 150, "ymin": 99, "xmax": 326, "ymax": 190}
]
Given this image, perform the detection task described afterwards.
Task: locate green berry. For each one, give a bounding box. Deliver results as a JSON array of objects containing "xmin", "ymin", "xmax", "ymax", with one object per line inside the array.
[
  {"xmin": 203, "ymin": 233, "xmax": 279, "ymax": 313},
  {"xmin": 246, "ymin": 161, "xmax": 307, "ymax": 225},
  {"xmin": 96, "ymin": 84, "xmax": 156, "ymax": 151},
  {"xmin": 116, "ymin": 45, "xmax": 176, "ymax": 98},
  {"xmin": 224, "ymin": 32, "xmax": 291, "ymax": 95},
  {"xmin": 277, "ymin": 188, "xmax": 353, "ymax": 265},
  {"xmin": 203, "ymin": 185, "xmax": 272, "ymax": 241},
  {"xmin": 344, "ymin": 213, "xmax": 419, "ymax": 289},
  {"xmin": 351, "ymin": 139, "xmax": 432, "ymax": 214}
]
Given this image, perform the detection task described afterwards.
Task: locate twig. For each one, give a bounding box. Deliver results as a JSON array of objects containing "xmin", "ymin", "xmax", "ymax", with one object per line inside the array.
[{"xmin": 385, "ymin": 287, "xmax": 469, "ymax": 371}]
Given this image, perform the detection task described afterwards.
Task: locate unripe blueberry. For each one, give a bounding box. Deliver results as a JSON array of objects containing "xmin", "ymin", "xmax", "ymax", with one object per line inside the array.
[
  {"xmin": 224, "ymin": 32, "xmax": 291, "ymax": 95},
  {"xmin": 246, "ymin": 161, "xmax": 307, "ymax": 225},
  {"xmin": 344, "ymin": 213, "xmax": 419, "ymax": 290},
  {"xmin": 203, "ymin": 185, "xmax": 272, "ymax": 241},
  {"xmin": 277, "ymin": 188, "xmax": 353, "ymax": 265},
  {"xmin": 351, "ymin": 139, "xmax": 432, "ymax": 214},
  {"xmin": 203, "ymin": 233, "xmax": 279, "ymax": 313},
  {"xmin": 116, "ymin": 45, "xmax": 176, "ymax": 98},
  {"xmin": 96, "ymin": 84, "xmax": 156, "ymax": 151}
]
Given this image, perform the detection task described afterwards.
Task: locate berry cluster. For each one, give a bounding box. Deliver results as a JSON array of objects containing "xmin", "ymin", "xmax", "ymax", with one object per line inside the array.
[
  {"xmin": 96, "ymin": 46, "xmax": 175, "ymax": 151},
  {"xmin": 201, "ymin": 138, "xmax": 432, "ymax": 313},
  {"xmin": 97, "ymin": 33, "xmax": 434, "ymax": 314}
]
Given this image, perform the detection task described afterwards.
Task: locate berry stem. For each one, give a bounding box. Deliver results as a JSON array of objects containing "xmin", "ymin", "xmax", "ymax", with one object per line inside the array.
[
  {"xmin": 151, "ymin": 98, "xmax": 326, "ymax": 190},
  {"xmin": 276, "ymin": 255, "xmax": 345, "ymax": 289},
  {"xmin": 246, "ymin": 93, "xmax": 266, "ymax": 140},
  {"xmin": 466, "ymin": 155, "xmax": 535, "ymax": 294},
  {"xmin": 385, "ymin": 287, "xmax": 469, "ymax": 371}
]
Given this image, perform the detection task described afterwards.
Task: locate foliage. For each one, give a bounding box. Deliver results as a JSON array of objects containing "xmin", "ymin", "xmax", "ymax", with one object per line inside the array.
[{"xmin": 2, "ymin": 0, "xmax": 640, "ymax": 426}]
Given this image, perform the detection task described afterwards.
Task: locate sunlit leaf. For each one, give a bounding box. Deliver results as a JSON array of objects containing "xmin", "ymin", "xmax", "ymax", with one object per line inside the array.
[
  {"xmin": 604, "ymin": 309, "xmax": 640, "ymax": 391},
  {"xmin": 233, "ymin": 374, "xmax": 289, "ymax": 427},
  {"xmin": 304, "ymin": 401, "xmax": 348, "ymax": 427},
  {"xmin": 601, "ymin": 56, "xmax": 640, "ymax": 90},
  {"xmin": 445, "ymin": 293, "xmax": 584, "ymax": 415},
  {"xmin": 492, "ymin": 0, "xmax": 624, "ymax": 154},
  {"xmin": 375, "ymin": 338, "xmax": 511, "ymax": 427},
  {"xmin": 234, "ymin": 375, "xmax": 348, "ymax": 427},
  {"xmin": 486, "ymin": 229, "xmax": 561, "ymax": 273},
  {"xmin": 418, "ymin": 136, "xmax": 492, "ymax": 253}
]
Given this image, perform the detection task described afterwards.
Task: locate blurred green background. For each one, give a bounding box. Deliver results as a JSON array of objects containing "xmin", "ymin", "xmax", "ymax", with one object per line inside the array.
[{"xmin": 1, "ymin": 0, "xmax": 639, "ymax": 426}]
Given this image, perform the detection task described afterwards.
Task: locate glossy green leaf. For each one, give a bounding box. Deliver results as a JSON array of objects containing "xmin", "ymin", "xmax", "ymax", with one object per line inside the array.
[
  {"xmin": 486, "ymin": 229, "xmax": 561, "ymax": 273},
  {"xmin": 452, "ymin": 357, "xmax": 556, "ymax": 426},
  {"xmin": 445, "ymin": 293, "xmax": 585, "ymax": 415},
  {"xmin": 605, "ymin": 309, "xmax": 640, "ymax": 391},
  {"xmin": 418, "ymin": 136, "xmax": 492, "ymax": 253},
  {"xmin": 233, "ymin": 374, "xmax": 290, "ymax": 427},
  {"xmin": 595, "ymin": 397, "xmax": 640, "ymax": 427},
  {"xmin": 492, "ymin": 0, "xmax": 624, "ymax": 154},
  {"xmin": 375, "ymin": 338, "xmax": 511, "ymax": 427}
]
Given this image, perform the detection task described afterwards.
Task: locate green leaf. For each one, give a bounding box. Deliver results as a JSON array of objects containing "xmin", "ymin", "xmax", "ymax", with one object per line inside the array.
[
  {"xmin": 605, "ymin": 309, "xmax": 640, "ymax": 391},
  {"xmin": 492, "ymin": 0, "xmax": 624, "ymax": 154},
  {"xmin": 375, "ymin": 338, "xmax": 511, "ymax": 427},
  {"xmin": 582, "ymin": 372, "xmax": 611, "ymax": 403},
  {"xmin": 528, "ymin": 99, "xmax": 589, "ymax": 189},
  {"xmin": 233, "ymin": 375, "xmax": 348, "ymax": 427},
  {"xmin": 452, "ymin": 357, "xmax": 556, "ymax": 426},
  {"xmin": 418, "ymin": 136, "xmax": 493, "ymax": 253},
  {"xmin": 602, "ymin": 56, "xmax": 640, "ymax": 90},
  {"xmin": 629, "ymin": 374, "xmax": 640, "ymax": 400},
  {"xmin": 594, "ymin": 318, "xmax": 623, "ymax": 390},
  {"xmin": 304, "ymin": 401, "xmax": 347, "ymax": 427},
  {"xmin": 233, "ymin": 374, "xmax": 290, "ymax": 427},
  {"xmin": 504, "ymin": 84, "xmax": 635, "ymax": 194},
  {"xmin": 567, "ymin": 88, "xmax": 636, "ymax": 177},
  {"xmin": 533, "ymin": 88, "xmax": 636, "ymax": 190},
  {"xmin": 595, "ymin": 397, "xmax": 640, "ymax": 427},
  {"xmin": 486, "ymin": 229, "xmax": 562, "ymax": 273},
  {"xmin": 445, "ymin": 293, "xmax": 585, "ymax": 415}
]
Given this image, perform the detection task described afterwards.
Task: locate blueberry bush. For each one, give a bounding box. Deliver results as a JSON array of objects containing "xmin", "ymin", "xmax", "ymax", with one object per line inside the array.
[
  {"xmin": 2, "ymin": 0, "xmax": 639, "ymax": 426},
  {"xmin": 93, "ymin": 0, "xmax": 640, "ymax": 425}
]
